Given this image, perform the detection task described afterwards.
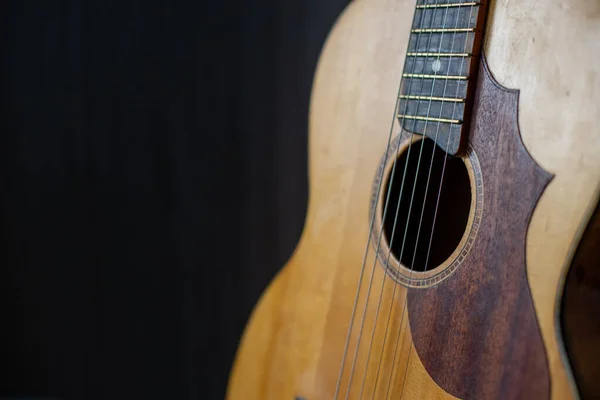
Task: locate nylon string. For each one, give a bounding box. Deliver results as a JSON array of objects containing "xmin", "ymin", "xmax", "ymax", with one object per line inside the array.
[
  {"xmin": 356, "ymin": 1, "xmax": 457, "ymax": 398},
  {"xmin": 345, "ymin": 2, "xmax": 448, "ymax": 400},
  {"xmin": 333, "ymin": 1, "xmax": 476, "ymax": 398},
  {"xmin": 396, "ymin": 3, "xmax": 476, "ymax": 399},
  {"xmin": 331, "ymin": 2, "xmax": 428, "ymax": 398},
  {"xmin": 341, "ymin": 3, "xmax": 439, "ymax": 399}
]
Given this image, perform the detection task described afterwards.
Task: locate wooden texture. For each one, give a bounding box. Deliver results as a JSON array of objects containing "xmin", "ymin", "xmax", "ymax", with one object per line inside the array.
[
  {"xmin": 561, "ymin": 193, "xmax": 600, "ymax": 399},
  {"xmin": 399, "ymin": 0, "xmax": 489, "ymax": 155},
  {"xmin": 408, "ymin": 56, "xmax": 551, "ymax": 399},
  {"xmin": 227, "ymin": 0, "xmax": 600, "ymax": 399}
]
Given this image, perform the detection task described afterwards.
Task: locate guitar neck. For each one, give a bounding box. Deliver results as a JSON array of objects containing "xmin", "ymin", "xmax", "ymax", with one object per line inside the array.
[{"xmin": 397, "ymin": 0, "xmax": 489, "ymax": 155}]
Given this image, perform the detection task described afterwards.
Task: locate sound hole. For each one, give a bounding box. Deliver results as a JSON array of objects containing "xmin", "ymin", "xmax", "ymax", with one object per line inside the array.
[{"xmin": 381, "ymin": 137, "xmax": 471, "ymax": 272}]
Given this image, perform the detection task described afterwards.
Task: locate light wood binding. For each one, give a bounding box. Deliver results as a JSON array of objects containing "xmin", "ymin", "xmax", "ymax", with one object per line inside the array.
[{"xmin": 227, "ymin": 0, "xmax": 600, "ymax": 399}]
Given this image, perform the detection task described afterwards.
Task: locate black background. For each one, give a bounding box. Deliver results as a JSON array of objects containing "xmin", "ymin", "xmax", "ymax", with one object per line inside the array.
[{"xmin": 0, "ymin": 0, "xmax": 348, "ymax": 398}]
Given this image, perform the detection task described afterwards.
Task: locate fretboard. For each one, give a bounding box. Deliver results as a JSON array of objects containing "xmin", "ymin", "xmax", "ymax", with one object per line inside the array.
[{"xmin": 397, "ymin": 0, "xmax": 489, "ymax": 155}]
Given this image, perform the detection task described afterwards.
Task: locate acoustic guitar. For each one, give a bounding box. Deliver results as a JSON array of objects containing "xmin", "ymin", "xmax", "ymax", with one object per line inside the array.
[{"xmin": 227, "ymin": 0, "xmax": 600, "ymax": 398}]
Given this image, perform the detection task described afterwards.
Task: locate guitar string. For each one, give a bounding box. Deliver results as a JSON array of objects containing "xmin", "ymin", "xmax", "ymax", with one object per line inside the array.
[
  {"xmin": 385, "ymin": 2, "xmax": 472, "ymax": 398},
  {"xmin": 397, "ymin": 4, "xmax": 477, "ymax": 399},
  {"xmin": 332, "ymin": 3, "xmax": 428, "ymax": 397},
  {"xmin": 340, "ymin": 5, "xmax": 432, "ymax": 397},
  {"xmin": 379, "ymin": 0, "xmax": 465, "ymax": 397},
  {"xmin": 356, "ymin": 1, "xmax": 456, "ymax": 398},
  {"xmin": 336, "ymin": 1, "xmax": 478, "ymax": 397}
]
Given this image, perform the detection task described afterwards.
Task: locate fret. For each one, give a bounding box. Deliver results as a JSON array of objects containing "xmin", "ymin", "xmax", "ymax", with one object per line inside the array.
[
  {"xmin": 405, "ymin": 56, "xmax": 471, "ymax": 76},
  {"xmin": 407, "ymin": 52, "xmax": 471, "ymax": 57},
  {"xmin": 411, "ymin": 28, "xmax": 475, "ymax": 33},
  {"xmin": 409, "ymin": 32, "xmax": 474, "ymax": 53},
  {"xmin": 399, "ymin": 99, "xmax": 466, "ymax": 121},
  {"xmin": 415, "ymin": 0, "xmax": 476, "ymax": 3},
  {"xmin": 397, "ymin": 115, "xmax": 462, "ymax": 124},
  {"xmin": 398, "ymin": 0, "xmax": 488, "ymax": 154},
  {"xmin": 402, "ymin": 77, "xmax": 468, "ymax": 99},
  {"xmin": 413, "ymin": 7, "xmax": 478, "ymax": 30},
  {"xmin": 402, "ymin": 73, "xmax": 468, "ymax": 80},
  {"xmin": 400, "ymin": 95, "xmax": 465, "ymax": 103},
  {"xmin": 416, "ymin": 2, "xmax": 480, "ymax": 9}
]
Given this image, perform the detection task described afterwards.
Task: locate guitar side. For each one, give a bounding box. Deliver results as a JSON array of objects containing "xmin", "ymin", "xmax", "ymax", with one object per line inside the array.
[{"xmin": 227, "ymin": 0, "xmax": 600, "ymax": 399}]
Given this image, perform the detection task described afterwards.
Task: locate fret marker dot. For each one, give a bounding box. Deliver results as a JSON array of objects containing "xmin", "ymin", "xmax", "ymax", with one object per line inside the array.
[{"xmin": 432, "ymin": 59, "xmax": 442, "ymax": 72}]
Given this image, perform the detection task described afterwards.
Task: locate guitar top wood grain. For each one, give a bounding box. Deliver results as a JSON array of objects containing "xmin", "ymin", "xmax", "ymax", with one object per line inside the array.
[{"xmin": 408, "ymin": 56, "xmax": 551, "ymax": 400}]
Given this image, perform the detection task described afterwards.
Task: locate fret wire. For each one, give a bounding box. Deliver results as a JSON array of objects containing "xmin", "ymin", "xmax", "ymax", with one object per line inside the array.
[
  {"xmin": 416, "ymin": 2, "xmax": 480, "ymax": 9},
  {"xmin": 397, "ymin": 0, "xmax": 484, "ymax": 146},
  {"xmin": 411, "ymin": 28, "xmax": 475, "ymax": 33},
  {"xmin": 397, "ymin": 114, "xmax": 462, "ymax": 124},
  {"xmin": 407, "ymin": 52, "xmax": 471, "ymax": 57},
  {"xmin": 399, "ymin": 94, "xmax": 465, "ymax": 103},
  {"xmin": 396, "ymin": 5, "xmax": 481, "ymax": 398},
  {"xmin": 413, "ymin": 5, "xmax": 479, "ymax": 31},
  {"xmin": 403, "ymin": 73, "xmax": 468, "ymax": 80}
]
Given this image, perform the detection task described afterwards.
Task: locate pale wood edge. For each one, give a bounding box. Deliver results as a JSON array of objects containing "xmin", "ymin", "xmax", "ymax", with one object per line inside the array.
[{"xmin": 225, "ymin": 3, "xmax": 357, "ymax": 396}]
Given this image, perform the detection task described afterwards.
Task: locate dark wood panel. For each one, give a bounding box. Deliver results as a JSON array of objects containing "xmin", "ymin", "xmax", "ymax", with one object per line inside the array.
[
  {"xmin": 561, "ymin": 198, "xmax": 600, "ymax": 399},
  {"xmin": 407, "ymin": 55, "xmax": 552, "ymax": 399}
]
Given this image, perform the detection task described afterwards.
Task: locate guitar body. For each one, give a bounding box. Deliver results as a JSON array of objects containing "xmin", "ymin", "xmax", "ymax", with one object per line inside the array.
[{"xmin": 227, "ymin": 0, "xmax": 600, "ymax": 399}]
